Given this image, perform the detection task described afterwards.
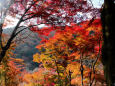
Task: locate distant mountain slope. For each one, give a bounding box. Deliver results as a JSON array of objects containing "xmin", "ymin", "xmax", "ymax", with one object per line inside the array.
[{"xmin": 3, "ymin": 28, "xmax": 41, "ymax": 70}]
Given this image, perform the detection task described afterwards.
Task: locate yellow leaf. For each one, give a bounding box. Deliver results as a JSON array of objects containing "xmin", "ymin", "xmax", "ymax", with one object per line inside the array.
[{"xmin": 33, "ymin": 53, "xmax": 40, "ymax": 63}]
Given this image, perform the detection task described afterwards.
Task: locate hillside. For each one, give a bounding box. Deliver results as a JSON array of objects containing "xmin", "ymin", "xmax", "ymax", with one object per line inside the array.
[{"xmin": 3, "ymin": 28, "xmax": 41, "ymax": 70}]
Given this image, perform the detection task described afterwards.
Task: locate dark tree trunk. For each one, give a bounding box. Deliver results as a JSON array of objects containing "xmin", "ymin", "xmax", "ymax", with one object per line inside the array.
[
  {"xmin": 0, "ymin": 36, "xmax": 14, "ymax": 62},
  {"xmin": 0, "ymin": 50, "xmax": 6, "ymax": 62},
  {"xmin": 101, "ymin": 0, "xmax": 115, "ymax": 86}
]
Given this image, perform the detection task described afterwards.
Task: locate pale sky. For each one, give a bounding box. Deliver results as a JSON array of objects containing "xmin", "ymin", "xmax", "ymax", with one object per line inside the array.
[
  {"xmin": 0, "ymin": 0, "xmax": 9, "ymax": 9},
  {"xmin": 91, "ymin": 0, "xmax": 104, "ymax": 8}
]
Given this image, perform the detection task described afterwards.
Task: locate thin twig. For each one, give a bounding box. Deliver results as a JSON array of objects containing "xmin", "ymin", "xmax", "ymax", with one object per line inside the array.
[{"xmin": 80, "ymin": 51, "xmax": 84, "ymax": 86}]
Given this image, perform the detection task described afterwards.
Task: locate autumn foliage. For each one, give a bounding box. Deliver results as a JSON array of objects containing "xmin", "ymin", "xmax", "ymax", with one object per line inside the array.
[
  {"xmin": 0, "ymin": 38, "xmax": 24, "ymax": 86},
  {"xmin": 0, "ymin": 0, "xmax": 106, "ymax": 86},
  {"xmin": 29, "ymin": 19, "xmax": 105, "ymax": 86}
]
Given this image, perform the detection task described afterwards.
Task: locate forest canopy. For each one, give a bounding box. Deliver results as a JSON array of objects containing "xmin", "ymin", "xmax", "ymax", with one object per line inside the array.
[{"xmin": 1, "ymin": 0, "xmax": 115, "ymax": 86}]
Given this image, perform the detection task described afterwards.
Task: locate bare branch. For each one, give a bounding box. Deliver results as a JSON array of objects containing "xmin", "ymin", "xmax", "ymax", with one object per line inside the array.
[
  {"xmin": 15, "ymin": 27, "xmax": 29, "ymax": 36},
  {"xmin": 13, "ymin": 31, "xmax": 32, "ymax": 44},
  {"xmin": 4, "ymin": 0, "xmax": 39, "ymax": 48}
]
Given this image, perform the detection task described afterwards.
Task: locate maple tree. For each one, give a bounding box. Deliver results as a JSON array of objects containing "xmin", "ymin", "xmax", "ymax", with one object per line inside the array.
[
  {"xmin": 0, "ymin": 57, "xmax": 24, "ymax": 86},
  {"xmin": 33, "ymin": 19, "xmax": 105, "ymax": 86},
  {"xmin": 0, "ymin": 0, "xmax": 115, "ymax": 86},
  {"xmin": 0, "ymin": 0, "xmax": 98, "ymax": 62},
  {"xmin": 0, "ymin": 35, "xmax": 24, "ymax": 86}
]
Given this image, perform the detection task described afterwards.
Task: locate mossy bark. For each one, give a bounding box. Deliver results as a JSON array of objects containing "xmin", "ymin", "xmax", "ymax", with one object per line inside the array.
[{"xmin": 101, "ymin": 0, "xmax": 115, "ymax": 86}]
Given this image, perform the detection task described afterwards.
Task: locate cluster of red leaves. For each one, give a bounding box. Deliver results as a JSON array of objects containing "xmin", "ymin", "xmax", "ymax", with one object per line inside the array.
[
  {"xmin": 32, "ymin": 19, "xmax": 104, "ymax": 85},
  {"xmin": 35, "ymin": 19, "xmax": 102, "ymax": 54},
  {"xmin": 31, "ymin": 27, "xmax": 53, "ymax": 36},
  {"xmin": 6, "ymin": 0, "xmax": 97, "ymax": 28}
]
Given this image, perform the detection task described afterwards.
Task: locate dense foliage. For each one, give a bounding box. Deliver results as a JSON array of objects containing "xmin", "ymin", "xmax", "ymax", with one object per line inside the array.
[
  {"xmin": 30, "ymin": 19, "xmax": 105, "ymax": 86},
  {"xmin": 2, "ymin": 0, "xmax": 115, "ymax": 86}
]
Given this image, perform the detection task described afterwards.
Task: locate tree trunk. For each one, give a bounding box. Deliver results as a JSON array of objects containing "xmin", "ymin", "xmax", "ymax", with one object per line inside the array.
[
  {"xmin": 101, "ymin": 0, "xmax": 115, "ymax": 86},
  {"xmin": 0, "ymin": 50, "xmax": 6, "ymax": 62}
]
